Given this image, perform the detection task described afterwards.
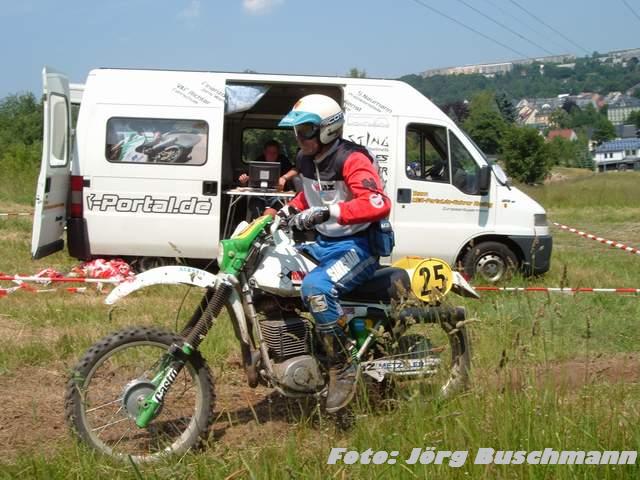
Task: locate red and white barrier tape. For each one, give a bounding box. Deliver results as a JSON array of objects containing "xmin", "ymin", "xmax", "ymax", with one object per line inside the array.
[
  {"xmin": 475, "ymin": 286, "xmax": 640, "ymax": 294},
  {"xmin": 553, "ymin": 222, "xmax": 640, "ymax": 256},
  {"xmin": 0, "ymin": 260, "xmax": 134, "ymax": 299},
  {"xmin": 0, "ymin": 212, "xmax": 31, "ymax": 218},
  {"xmin": 0, "ymin": 274, "xmax": 121, "ymax": 284},
  {"xmin": 0, "ymin": 285, "xmax": 87, "ymax": 297}
]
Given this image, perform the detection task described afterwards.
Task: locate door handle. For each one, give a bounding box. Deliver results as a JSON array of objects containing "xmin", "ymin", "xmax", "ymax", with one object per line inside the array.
[
  {"xmin": 202, "ymin": 180, "xmax": 218, "ymax": 196},
  {"xmin": 397, "ymin": 188, "xmax": 411, "ymax": 204}
]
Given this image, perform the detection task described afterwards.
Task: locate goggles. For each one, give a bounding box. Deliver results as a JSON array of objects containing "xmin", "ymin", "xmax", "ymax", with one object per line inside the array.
[{"xmin": 294, "ymin": 122, "xmax": 320, "ymax": 140}]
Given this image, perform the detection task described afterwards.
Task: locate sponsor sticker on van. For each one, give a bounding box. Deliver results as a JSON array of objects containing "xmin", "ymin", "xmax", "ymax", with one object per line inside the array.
[{"xmin": 87, "ymin": 194, "xmax": 212, "ymax": 215}]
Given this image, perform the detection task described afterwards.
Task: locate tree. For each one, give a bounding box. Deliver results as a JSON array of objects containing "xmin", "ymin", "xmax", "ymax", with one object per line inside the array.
[
  {"xmin": 501, "ymin": 126, "xmax": 552, "ymax": 184},
  {"xmin": 573, "ymin": 131, "xmax": 594, "ymax": 168},
  {"xmin": 348, "ymin": 68, "xmax": 367, "ymax": 78},
  {"xmin": 591, "ymin": 115, "xmax": 616, "ymax": 144},
  {"xmin": 495, "ymin": 92, "xmax": 517, "ymax": 123},
  {"xmin": 545, "ymin": 136, "xmax": 583, "ymax": 167},
  {"xmin": 627, "ymin": 110, "xmax": 640, "ymax": 129},
  {"xmin": 548, "ymin": 108, "xmax": 571, "ymax": 129},
  {"xmin": 462, "ymin": 91, "xmax": 508, "ymax": 155},
  {"xmin": 569, "ymin": 103, "xmax": 601, "ymax": 128},
  {"xmin": 0, "ymin": 93, "xmax": 43, "ymax": 148},
  {"xmin": 561, "ymin": 99, "xmax": 579, "ymax": 114},
  {"xmin": 441, "ymin": 100, "xmax": 469, "ymax": 125}
]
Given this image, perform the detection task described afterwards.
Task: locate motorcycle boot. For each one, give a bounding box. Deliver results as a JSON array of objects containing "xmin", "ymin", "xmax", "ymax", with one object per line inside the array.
[{"xmin": 318, "ymin": 327, "xmax": 360, "ymax": 413}]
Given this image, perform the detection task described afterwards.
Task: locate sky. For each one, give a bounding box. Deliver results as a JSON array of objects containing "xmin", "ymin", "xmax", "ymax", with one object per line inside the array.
[{"xmin": 2, "ymin": 0, "xmax": 639, "ymax": 97}]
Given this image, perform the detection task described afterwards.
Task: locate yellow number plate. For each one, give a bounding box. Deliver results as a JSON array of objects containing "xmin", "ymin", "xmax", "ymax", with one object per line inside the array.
[
  {"xmin": 410, "ymin": 258, "xmax": 453, "ymax": 301},
  {"xmin": 393, "ymin": 256, "xmax": 453, "ymax": 301}
]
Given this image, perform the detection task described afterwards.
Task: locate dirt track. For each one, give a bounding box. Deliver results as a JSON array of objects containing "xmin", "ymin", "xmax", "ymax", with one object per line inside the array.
[
  {"xmin": 0, "ymin": 357, "xmax": 297, "ymax": 461},
  {"xmin": 1, "ymin": 354, "xmax": 639, "ymax": 462}
]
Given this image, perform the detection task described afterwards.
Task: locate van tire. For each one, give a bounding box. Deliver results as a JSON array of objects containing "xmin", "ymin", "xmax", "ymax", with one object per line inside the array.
[
  {"xmin": 462, "ymin": 241, "xmax": 518, "ymax": 283},
  {"xmin": 135, "ymin": 256, "xmax": 169, "ymax": 272}
]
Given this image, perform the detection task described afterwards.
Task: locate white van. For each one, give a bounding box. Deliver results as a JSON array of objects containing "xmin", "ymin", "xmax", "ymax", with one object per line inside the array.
[{"xmin": 32, "ymin": 66, "xmax": 552, "ymax": 281}]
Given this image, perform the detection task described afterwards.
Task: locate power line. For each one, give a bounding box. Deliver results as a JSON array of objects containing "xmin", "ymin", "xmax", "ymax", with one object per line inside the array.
[
  {"xmin": 622, "ymin": 0, "xmax": 640, "ymax": 25},
  {"xmin": 407, "ymin": 0, "xmax": 529, "ymax": 59},
  {"xmin": 455, "ymin": 0, "xmax": 556, "ymax": 57},
  {"xmin": 479, "ymin": 0, "xmax": 568, "ymax": 53},
  {"xmin": 507, "ymin": 0, "xmax": 591, "ymax": 55}
]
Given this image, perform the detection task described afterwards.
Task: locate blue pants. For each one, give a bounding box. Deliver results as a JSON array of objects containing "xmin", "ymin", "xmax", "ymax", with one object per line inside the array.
[{"xmin": 301, "ymin": 234, "xmax": 378, "ymax": 334}]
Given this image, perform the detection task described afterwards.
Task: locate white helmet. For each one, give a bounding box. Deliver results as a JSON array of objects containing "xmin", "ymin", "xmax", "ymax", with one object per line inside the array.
[{"xmin": 278, "ymin": 94, "xmax": 344, "ymax": 145}]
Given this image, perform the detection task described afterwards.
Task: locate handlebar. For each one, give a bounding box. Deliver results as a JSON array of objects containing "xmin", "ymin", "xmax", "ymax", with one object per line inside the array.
[{"xmin": 269, "ymin": 215, "xmax": 315, "ymax": 244}]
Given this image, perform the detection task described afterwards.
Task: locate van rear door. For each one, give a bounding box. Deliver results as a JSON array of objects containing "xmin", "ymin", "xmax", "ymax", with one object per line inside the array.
[{"xmin": 31, "ymin": 67, "xmax": 71, "ymax": 259}]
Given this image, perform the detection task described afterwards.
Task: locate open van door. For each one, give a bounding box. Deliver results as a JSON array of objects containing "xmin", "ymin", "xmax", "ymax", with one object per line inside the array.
[{"xmin": 31, "ymin": 67, "xmax": 72, "ymax": 259}]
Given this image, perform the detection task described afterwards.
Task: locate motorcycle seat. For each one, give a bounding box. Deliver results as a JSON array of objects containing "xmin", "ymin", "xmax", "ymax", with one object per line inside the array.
[{"xmin": 340, "ymin": 267, "xmax": 411, "ymax": 303}]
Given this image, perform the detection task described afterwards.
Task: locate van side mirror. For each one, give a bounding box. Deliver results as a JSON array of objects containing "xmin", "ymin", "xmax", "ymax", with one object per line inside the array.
[{"xmin": 478, "ymin": 165, "xmax": 491, "ymax": 195}]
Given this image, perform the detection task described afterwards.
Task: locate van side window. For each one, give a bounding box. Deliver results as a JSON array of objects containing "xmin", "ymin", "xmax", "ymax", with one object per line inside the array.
[
  {"xmin": 405, "ymin": 124, "xmax": 450, "ymax": 183},
  {"xmin": 50, "ymin": 94, "xmax": 69, "ymax": 167},
  {"xmin": 105, "ymin": 117, "xmax": 208, "ymax": 165},
  {"xmin": 449, "ymin": 132, "xmax": 481, "ymax": 195}
]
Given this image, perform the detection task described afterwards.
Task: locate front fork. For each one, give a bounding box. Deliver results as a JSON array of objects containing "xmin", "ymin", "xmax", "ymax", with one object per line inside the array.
[
  {"xmin": 136, "ymin": 344, "xmax": 194, "ymax": 428},
  {"xmin": 135, "ymin": 280, "xmax": 233, "ymax": 428}
]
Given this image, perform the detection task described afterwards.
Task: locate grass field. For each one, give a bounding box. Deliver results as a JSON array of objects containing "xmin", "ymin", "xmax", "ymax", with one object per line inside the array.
[{"xmin": 0, "ymin": 169, "xmax": 639, "ymax": 479}]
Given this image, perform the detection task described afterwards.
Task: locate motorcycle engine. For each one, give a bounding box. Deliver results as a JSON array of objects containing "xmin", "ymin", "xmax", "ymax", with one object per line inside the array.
[
  {"xmin": 260, "ymin": 316, "xmax": 312, "ymax": 361},
  {"xmin": 260, "ymin": 316, "xmax": 324, "ymax": 393}
]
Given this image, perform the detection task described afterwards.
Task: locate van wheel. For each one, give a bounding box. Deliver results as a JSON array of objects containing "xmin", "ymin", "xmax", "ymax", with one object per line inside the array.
[{"xmin": 462, "ymin": 242, "xmax": 518, "ymax": 283}]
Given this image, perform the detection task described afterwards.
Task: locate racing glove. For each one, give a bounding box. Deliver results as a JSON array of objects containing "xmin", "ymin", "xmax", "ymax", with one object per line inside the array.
[
  {"xmin": 276, "ymin": 205, "xmax": 299, "ymax": 228},
  {"xmin": 289, "ymin": 206, "xmax": 331, "ymax": 231}
]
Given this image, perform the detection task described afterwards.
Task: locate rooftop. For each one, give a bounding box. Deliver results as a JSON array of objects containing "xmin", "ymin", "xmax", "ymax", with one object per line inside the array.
[
  {"xmin": 607, "ymin": 95, "xmax": 640, "ymax": 108},
  {"xmin": 595, "ymin": 138, "xmax": 640, "ymax": 153},
  {"xmin": 548, "ymin": 129, "xmax": 577, "ymax": 140}
]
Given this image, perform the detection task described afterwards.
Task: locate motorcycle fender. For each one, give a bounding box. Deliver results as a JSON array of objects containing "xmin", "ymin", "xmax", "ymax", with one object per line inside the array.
[
  {"xmin": 451, "ymin": 271, "xmax": 481, "ymax": 299},
  {"xmin": 105, "ymin": 266, "xmax": 252, "ymax": 347}
]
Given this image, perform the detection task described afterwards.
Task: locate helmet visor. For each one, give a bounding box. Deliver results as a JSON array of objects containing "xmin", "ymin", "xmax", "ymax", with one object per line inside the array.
[{"xmin": 293, "ymin": 122, "xmax": 319, "ymax": 140}]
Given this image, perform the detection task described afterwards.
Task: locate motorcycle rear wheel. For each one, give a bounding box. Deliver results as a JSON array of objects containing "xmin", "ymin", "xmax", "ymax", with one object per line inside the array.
[
  {"xmin": 65, "ymin": 327, "xmax": 214, "ymax": 462},
  {"xmin": 366, "ymin": 319, "xmax": 471, "ymax": 402}
]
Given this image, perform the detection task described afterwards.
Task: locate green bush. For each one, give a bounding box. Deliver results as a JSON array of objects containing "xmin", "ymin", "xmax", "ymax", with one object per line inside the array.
[
  {"xmin": 1, "ymin": 142, "xmax": 41, "ymax": 204},
  {"xmin": 501, "ymin": 126, "xmax": 552, "ymax": 184},
  {"xmin": 0, "ymin": 93, "xmax": 42, "ymax": 147},
  {"xmin": 0, "ymin": 93, "xmax": 43, "ymax": 204}
]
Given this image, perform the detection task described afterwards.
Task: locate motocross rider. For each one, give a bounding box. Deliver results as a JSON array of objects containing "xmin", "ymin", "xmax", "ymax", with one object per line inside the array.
[{"xmin": 276, "ymin": 94, "xmax": 391, "ymax": 412}]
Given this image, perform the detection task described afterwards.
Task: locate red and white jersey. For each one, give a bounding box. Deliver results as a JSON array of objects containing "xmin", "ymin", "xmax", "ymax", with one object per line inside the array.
[{"xmin": 289, "ymin": 140, "xmax": 391, "ymax": 238}]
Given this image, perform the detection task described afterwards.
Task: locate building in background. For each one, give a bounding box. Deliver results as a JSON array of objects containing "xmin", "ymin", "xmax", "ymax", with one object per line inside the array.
[
  {"xmin": 615, "ymin": 124, "xmax": 640, "ymax": 139},
  {"xmin": 421, "ymin": 54, "xmax": 575, "ymax": 78},
  {"xmin": 593, "ymin": 138, "xmax": 640, "ymax": 171},
  {"xmin": 547, "ymin": 129, "xmax": 578, "ymax": 141},
  {"xmin": 605, "ymin": 94, "xmax": 640, "ymax": 125}
]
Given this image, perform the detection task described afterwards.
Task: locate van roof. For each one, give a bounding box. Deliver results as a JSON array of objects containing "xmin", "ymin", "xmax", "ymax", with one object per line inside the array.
[
  {"xmin": 83, "ymin": 67, "xmax": 446, "ymax": 121},
  {"xmin": 96, "ymin": 67, "xmax": 397, "ymax": 84}
]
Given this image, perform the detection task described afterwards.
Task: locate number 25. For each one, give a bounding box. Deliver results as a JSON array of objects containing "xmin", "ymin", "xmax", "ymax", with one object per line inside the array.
[{"xmin": 420, "ymin": 264, "xmax": 446, "ymax": 296}]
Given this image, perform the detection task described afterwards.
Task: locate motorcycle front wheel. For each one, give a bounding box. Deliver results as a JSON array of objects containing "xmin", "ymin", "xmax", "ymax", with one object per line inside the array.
[{"xmin": 65, "ymin": 327, "xmax": 214, "ymax": 462}]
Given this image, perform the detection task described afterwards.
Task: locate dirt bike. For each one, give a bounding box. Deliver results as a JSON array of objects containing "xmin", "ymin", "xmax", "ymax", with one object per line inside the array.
[
  {"xmin": 118, "ymin": 131, "xmax": 201, "ymax": 163},
  {"xmin": 65, "ymin": 215, "xmax": 479, "ymax": 462}
]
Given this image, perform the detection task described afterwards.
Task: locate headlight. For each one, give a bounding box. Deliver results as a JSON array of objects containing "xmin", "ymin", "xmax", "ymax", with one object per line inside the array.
[
  {"xmin": 216, "ymin": 242, "xmax": 224, "ymax": 265},
  {"xmin": 534, "ymin": 213, "xmax": 547, "ymax": 227}
]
